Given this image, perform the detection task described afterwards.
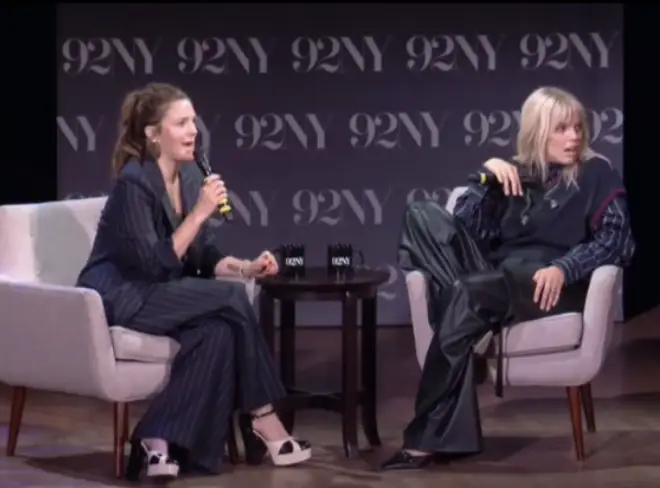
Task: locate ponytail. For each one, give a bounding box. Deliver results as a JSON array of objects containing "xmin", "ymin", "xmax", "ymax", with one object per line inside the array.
[
  {"xmin": 110, "ymin": 90, "xmax": 145, "ymax": 176},
  {"xmin": 110, "ymin": 83, "xmax": 190, "ymax": 177}
]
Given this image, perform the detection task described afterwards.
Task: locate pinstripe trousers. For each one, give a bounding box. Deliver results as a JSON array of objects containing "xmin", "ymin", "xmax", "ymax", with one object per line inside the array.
[{"xmin": 124, "ymin": 277, "xmax": 285, "ymax": 474}]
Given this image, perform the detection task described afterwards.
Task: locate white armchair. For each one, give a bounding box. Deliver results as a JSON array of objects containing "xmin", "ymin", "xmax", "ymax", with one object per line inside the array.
[
  {"xmin": 405, "ymin": 187, "xmax": 622, "ymax": 461},
  {"xmin": 0, "ymin": 197, "xmax": 256, "ymax": 477}
]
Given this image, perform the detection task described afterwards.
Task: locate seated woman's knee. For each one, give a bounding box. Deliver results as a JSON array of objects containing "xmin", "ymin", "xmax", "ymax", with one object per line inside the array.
[
  {"xmin": 452, "ymin": 270, "xmax": 504, "ymax": 293},
  {"xmin": 213, "ymin": 280, "xmax": 256, "ymax": 325},
  {"xmin": 199, "ymin": 321, "xmax": 234, "ymax": 351},
  {"xmin": 441, "ymin": 270, "xmax": 506, "ymax": 329},
  {"xmin": 436, "ymin": 272, "xmax": 503, "ymax": 346},
  {"xmin": 209, "ymin": 279, "xmax": 252, "ymax": 305},
  {"xmin": 408, "ymin": 199, "xmax": 455, "ymax": 223}
]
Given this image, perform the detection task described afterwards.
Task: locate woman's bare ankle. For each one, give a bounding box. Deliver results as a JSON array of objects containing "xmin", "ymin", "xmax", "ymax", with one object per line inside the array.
[
  {"xmin": 249, "ymin": 407, "xmax": 289, "ymax": 442},
  {"xmin": 250, "ymin": 405, "xmax": 274, "ymax": 419},
  {"xmin": 142, "ymin": 438, "xmax": 168, "ymax": 453},
  {"xmin": 404, "ymin": 448, "xmax": 431, "ymax": 457}
]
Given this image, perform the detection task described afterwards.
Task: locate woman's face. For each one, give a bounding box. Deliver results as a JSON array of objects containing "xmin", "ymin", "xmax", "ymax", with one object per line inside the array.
[
  {"xmin": 154, "ymin": 98, "xmax": 198, "ymax": 163},
  {"xmin": 546, "ymin": 111, "xmax": 583, "ymax": 165}
]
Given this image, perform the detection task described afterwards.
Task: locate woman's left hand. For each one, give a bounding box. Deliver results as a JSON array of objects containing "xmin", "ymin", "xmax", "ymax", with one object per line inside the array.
[
  {"xmin": 532, "ymin": 266, "xmax": 565, "ymax": 312},
  {"xmin": 215, "ymin": 254, "xmax": 279, "ymax": 279},
  {"xmin": 250, "ymin": 250, "xmax": 279, "ymax": 277}
]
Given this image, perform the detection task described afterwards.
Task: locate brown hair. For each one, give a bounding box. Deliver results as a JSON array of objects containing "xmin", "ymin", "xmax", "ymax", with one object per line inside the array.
[{"xmin": 110, "ymin": 82, "xmax": 189, "ymax": 176}]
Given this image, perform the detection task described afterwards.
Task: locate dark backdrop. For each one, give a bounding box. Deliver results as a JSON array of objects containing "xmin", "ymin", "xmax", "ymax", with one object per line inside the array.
[
  {"xmin": 2, "ymin": 4, "xmax": 654, "ymax": 325},
  {"xmin": 55, "ymin": 3, "xmax": 624, "ymax": 326}
]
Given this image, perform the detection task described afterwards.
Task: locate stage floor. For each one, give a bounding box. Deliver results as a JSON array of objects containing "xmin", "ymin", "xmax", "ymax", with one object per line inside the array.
[{"xmin": 2, "ymin": 307, "xmax": 660, "ymax": 488}]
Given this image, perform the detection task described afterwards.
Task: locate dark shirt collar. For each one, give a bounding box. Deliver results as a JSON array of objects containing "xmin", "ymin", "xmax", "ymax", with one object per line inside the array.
[
  {"xmin": 544, "ymin": 163, "xmax": 565, "ymax": 186},
  {"xmin": 547, "ymin": 162, "xmax": 563, "ymax": 174}
]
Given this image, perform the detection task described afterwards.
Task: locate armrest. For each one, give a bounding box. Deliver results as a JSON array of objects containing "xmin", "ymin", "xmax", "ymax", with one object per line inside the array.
[
  {"xmin": 0, "ymin": 279, "xmax": 121, "ymax": 400},
  {"xmin": 404, "ymin": 265, "xmax": 623, "ymax": 375},
  {"xmin": 575, "ymin": 265, "xmax": 623, "ymax": 381},
  {"xmin": 215, "ymin": 275, "xmax": 258, "ymax": 304}
]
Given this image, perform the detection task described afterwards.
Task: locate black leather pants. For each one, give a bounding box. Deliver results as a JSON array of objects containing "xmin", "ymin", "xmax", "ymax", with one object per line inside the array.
[{"xmin": 398, "ymin": 201, "xmax": 587, "ymax": 454}]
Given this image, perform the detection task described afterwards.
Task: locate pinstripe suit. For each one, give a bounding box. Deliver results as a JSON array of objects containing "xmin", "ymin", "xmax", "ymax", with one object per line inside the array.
[{"xmin": 77, "ymin": 158, "xmax": 285, "ymax": 474}]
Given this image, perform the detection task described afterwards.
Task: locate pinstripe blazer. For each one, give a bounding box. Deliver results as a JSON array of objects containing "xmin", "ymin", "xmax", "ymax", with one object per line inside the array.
[{"xmin": 76, "ymin": 158, "xmax": 227, "ymax": 325}]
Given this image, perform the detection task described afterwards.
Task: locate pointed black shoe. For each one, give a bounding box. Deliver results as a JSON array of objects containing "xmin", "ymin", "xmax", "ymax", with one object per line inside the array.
[{"xmin": 380, "ymin": 450, "xmax": 435, "ymax": 471}]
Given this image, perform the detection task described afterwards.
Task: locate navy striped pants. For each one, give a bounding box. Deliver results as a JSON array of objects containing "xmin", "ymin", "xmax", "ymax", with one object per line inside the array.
[{"xmin": 125, "ymin": 277, "xmax": 285, "ymax": 474}]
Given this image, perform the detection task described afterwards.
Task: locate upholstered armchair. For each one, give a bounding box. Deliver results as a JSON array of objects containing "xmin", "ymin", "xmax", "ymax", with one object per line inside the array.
[
  {"xmin": 404, "ymin": 187, "xmax": 622, "ymax": 461},
  {"xmin": 0, "ymin": 197, "xmax": 255, "ymax": 477}
]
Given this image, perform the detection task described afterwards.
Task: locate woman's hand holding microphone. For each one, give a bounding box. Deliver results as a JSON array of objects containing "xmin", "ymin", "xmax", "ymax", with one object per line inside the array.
[
  {"xmin": 192, "ymin": 174, "xmax": 228, "ymax": 223},
  {"xmin": 170, "ymin": 173, "xmax": 228, "ymax": 260},
  {"xmin": 483, "ymin": 158, "xmax": 524, "ymax": 197}
]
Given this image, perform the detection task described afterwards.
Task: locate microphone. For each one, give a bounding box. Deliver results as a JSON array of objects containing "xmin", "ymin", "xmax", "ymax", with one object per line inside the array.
[
  {"xmin": 193, "ymin": 149, "xmax": 233, "ymax": 220},
  {"xmin": 467, "ymin": 171, "xmax": 539, "ymax": 187}
]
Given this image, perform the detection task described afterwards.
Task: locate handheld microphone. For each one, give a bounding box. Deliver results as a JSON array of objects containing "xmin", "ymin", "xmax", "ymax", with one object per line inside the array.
[
  {"xmin": 193, "ymin": 149, "xmax": 233, "ymax": 220},
  {"xmin": 467, "ymin": 171, "xmax": 539, "ymax": 187}
]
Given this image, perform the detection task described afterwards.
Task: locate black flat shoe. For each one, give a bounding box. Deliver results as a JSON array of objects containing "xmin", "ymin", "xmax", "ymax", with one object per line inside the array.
[{"xmin": 380, "ymin": 450, "xmax": 435, "ymax": 471}]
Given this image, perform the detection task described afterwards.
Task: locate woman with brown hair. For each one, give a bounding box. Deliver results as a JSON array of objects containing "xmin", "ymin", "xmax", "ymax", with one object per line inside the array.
[{"xmin": 77, "ymin": 82, "xmax": 312, "ymax": 480}]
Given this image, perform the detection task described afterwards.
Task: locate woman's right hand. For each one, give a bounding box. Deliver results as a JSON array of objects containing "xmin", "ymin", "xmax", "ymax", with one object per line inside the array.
[
  {"xmin": 483, "ymin": 158, "xmax": 523, "ymax": 196},
  {"xmin": 193, "ymin": 174, "xmax": 228, "ymax": 221}
]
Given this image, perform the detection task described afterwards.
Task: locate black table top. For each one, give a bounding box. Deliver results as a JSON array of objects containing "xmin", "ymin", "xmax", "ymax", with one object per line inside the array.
[{"xmin": 256, "ymin": 266, "xmax": 390, "ymax": 292}]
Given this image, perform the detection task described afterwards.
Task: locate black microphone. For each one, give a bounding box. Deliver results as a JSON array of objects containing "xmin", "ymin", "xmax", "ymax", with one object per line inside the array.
[
  {"xmin": 193, "ymin": 149, "xmax": 233, "ymax": 220},
  {"xmin": 467, "ymin": 171, "xmax": 539, "ymax": 187}
]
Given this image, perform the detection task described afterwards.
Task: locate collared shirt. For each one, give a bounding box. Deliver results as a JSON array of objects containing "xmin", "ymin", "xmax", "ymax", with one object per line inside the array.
[{"xmin": 549, "ymin": 193, "xmax": 635, "ymax": 284}]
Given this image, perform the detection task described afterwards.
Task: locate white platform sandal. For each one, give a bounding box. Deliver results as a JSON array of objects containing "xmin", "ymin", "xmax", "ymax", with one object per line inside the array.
[{"xmin": 239, "ymin": 408, "xmax": 312, "ymax": 466}]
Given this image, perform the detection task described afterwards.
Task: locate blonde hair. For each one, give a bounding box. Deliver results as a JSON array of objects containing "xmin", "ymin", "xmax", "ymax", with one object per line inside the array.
[{"xmin": 513, "ymin": 86, "xmax": 606, "ymax": 187}]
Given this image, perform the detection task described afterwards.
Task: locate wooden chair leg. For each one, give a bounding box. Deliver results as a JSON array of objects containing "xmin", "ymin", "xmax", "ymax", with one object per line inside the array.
[
  {"xmin": 579, "ymin": 383, "xmax": 596, "ymax": 433},
  {"xmin": 6, "ymin": 386, "xmax": 26, "ymax": 456},
  {"xmin": 227, "ymin": 416, "xmax": 240, "ymax": 465},
  {"xmin": 123, "ymin": 404, "xmax": 130, "ymax": 440},
  {"xmin": 566, "ymin": 386, "xmax": 586, "ymax": 461},
  {"xmin": 113, "ymin": 402, "xmax": 129, "ymax": 478}
]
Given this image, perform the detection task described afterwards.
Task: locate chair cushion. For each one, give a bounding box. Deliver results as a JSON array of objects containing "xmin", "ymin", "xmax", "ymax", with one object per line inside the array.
[
  {"xmin": 493, "ymin": 312, "xmax": 583, "ymax": 358},
  {"xmin": 109, "ymin": 326, "xmax": 180, "ymax": 363}
]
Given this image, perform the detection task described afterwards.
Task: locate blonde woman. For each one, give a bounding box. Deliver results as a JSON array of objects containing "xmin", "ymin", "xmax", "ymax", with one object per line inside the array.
[{"xmin": 383, "ymin": 87, "xmax": 635, "ymax": 471}]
